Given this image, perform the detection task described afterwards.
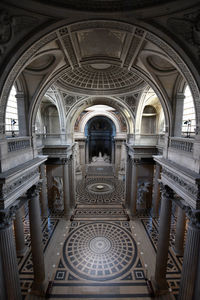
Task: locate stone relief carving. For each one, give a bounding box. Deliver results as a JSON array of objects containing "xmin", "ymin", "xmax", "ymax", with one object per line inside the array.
[
  {"xmin": 0, "ymin": 170, "xmax": 39, "ymax": 201},
  {"xmin": 53, "ymin": 176, "xmax": 64, "ymax": 211},
  {"xmin": 0, "ymin": 10, "xmax": 37, "ymax": 55},
  {"xmin": 162, "ymin": 169, "xmax": 199, "ymax": 198},
  {"xmin": 168, "ymin": 11, "xmax": 200, "ymax": 49},
  {"xmin": 74, "ymin": 142, "xmax": 81, "ymax": 172}
]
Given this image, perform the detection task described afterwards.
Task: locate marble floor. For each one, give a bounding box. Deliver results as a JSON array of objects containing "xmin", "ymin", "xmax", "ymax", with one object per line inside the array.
[{"xmin": 19, "ymin": 166, "xmax": 182, "ymax": 300}]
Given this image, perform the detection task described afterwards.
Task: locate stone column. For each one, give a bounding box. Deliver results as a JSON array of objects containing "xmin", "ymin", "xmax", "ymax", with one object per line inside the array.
[
  {"xmin": 62, "ymin": 158, "xmax": 71, "ymax": 219},
  {"xmin": 178, "ymin": 209, "xmax": 200, "ymax": 300},
  {"xmin": 152, "ymin": 163, "xmax": 161, "ymax": 217},
  {"xmin": 173, "ymin": 206, "xmax": 186, "ymax": 256},
  {"xmin": 14, "ymin": 206, "xmax": 27, "ymax": 256},
  {"xmin": 16, "ymin": 91, "xmax": 27, "ymax": 136},
  {"xmin": 129, "ymin": 159, "xmax": 138, "ymax": 217},
  {"xmin": 27, "ymin": 185, "xmax": 46, "ymax": 296},
  {"xmin": 39, "ymin": 164, "xmax": 48, "ymax": 217},
  {"xmin": 125, "ymin": 155, "xmax": 132, "ymax": 210},
  {"xmin": 153, "ymin": 184, "xmax": 173, "ymax": 294},
  {"xmin": 0, "ymin": 206, "xmax": 22, "ymax": 300}
]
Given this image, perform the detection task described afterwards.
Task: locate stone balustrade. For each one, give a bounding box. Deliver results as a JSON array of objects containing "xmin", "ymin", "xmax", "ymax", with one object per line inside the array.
[
  {"xmin": 169, "ymin": 137, "xmax": 194, "ymax": 153},
  {"xmin": 7, "ymin": 137, "xmax": 31, "ymax": 152},
  {"xmin": 36, "ymin": 134, "xmax": 66, "ymax": 146}
]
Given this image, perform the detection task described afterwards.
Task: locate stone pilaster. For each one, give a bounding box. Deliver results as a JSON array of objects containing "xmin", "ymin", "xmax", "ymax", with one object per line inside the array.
[
  {"xmin": 27, "ymin": 185, "xmax": 46, "ymax": 296},
  {"xmin": 178, "ymin": 209, "xmax": 200, "ymax": 300},
  {"xmin": 39, "ymin": 163, "xmax": 48, "ymax": 217},
  {"xmin": 0, "ymin": 206, "xmax": 22, "ymax": 300},
  {"xmin": 16, "ymin": 91, "xmax": 27, "ymax": 136},
  {"xmin": 173, "ymin": 205, "xmax": 186, "ymax": 256},
  {"xmin": 152, "ymin": 163, "xmax": 161, "ymax": 217},
  {"xmin": 14, "ymin": 206, "xmax": 27, "ymax": 256},
  {"xmin": 68, "ymin": 156, "xmax": 75, "ymax": 212},
  {"xmin": 153, "ymin": 184, "xmax": 173, "ymax": 294},
  {"xmin": 173, "ymin": 93, "xmax": 185, "ymax": 137},
  {"xmin": 129, "ymin": 159, "xmax": 138, "ymax": 217},
  {"xmin": 62, "ymin": 158, "xmax": 71, "ymax": 219},
  {"xmin": 125, "ymin": 155, "xmax": 132, "ymax": 210}
]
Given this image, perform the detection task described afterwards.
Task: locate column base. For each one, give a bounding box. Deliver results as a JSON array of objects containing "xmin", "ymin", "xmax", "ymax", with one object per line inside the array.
[
  {"xmin": 129, "ymin": 213, "xmax": 137, "ymax": 220},
  {"xmin": 31, "ymin": 280, "xmax": 47, "ymax": 296},
  {"xmin": 151, "ymin": 276, "xmax": 170, "ymax": 296},
  {"xmin": 172, "ymin": 246, "xmax": 183, "ymax": 257},
  {"xmin": 16, "ymin": 245, "xmax": 28, "ymax": 257}
]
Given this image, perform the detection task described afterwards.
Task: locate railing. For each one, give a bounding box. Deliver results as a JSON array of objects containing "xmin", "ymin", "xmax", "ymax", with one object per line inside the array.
[
  {"xmin": 36, "ymin": 133, "xmax": 67, "ymax": 146},
  {"xmin": 169, "ymin": 137, "xmax": 194, "ymax": 153},
  {"xmin": 134, "ymin": 134, "xmax": 159, "ymax": 146},
  {"xmin": 7, "ymin": 137, "xmax": 31, "ymax": 152}
]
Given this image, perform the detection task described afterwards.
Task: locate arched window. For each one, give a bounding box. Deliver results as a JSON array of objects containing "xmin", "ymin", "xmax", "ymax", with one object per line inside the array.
[
  {"xmin": 5, "ymin": 86, "xmax": 19, "ymax": 136},
  {"xmin": 182, "ymin": 85, "xmax": 196, "ymax": 136}
]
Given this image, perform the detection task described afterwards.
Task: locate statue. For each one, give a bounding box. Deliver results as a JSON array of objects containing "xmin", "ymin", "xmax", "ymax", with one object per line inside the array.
[
  {"xmin": 53, "ymin": 176, "xmax": 64, "ymax": 211},
  {"xmin": 74, "ymin": 142, "xmax": 81, "ymax": 172}
]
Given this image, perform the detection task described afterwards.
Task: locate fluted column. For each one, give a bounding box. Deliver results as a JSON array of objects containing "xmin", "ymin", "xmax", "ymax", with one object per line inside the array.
[
  {"xmin": 152, "ymin": 163, "xmax": 161, "ymax": 217},
  {"xmin": 153, "ymin": 184, "xmax": 173, "ymax": 294},
  {"xmin": 173, "ymin": 205, "xmax": 186, "ymax": 256},
  {"xmin": 178, "ymin": 209, "xmax": 200, "ymax": 300},
  {"xmin": 62, "ymin": 158, "xmax": 71, "ymax": 219},
  {"xmin": 0, "ymin": 206, "xmax": 22, "ymax": 300},
  {"xmin": 27, "ymin": 185, "xmax": 46, "ymax": 296},
  {"xmin": 130, "ymin": 159, "xmax": 138, "ymax": 217},
  {"xmin": 68, "ymin": 156, "xmax": 75, "ymax": 211},
  {"xmin": 125, "ymin": 155, "xmax": 132, "ymax": 210},
  {"xmin": 14, "ymin": 206, "xmax": 27, "ymax": 256},
  {"xmin": 39, "ymin": 164, "xmax": 48, "ymax": 217}
]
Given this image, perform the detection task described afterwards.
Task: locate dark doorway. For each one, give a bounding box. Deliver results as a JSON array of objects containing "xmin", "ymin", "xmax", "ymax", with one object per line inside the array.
[{"xmin": 85, "ymin": 116, "xmax": 115, "ymax": 162}]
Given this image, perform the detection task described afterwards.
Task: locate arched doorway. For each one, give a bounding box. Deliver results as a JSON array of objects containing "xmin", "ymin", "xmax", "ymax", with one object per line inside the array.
[{"xmin": 85, "ymin": 116, "xmax": 116, "ymax": 163}]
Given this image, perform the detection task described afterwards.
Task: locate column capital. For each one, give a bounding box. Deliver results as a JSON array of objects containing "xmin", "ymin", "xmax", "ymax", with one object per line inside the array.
[
  {"xmin": 27, "ymin": 183, "xmax": 42, "ymax": 198},
  {"xmin": 0, "ymin": 205, "xmax": 18, "ymax": 229},
  {"xmin": 61, "ymin": 157, "xmax": 71, "ymax": 165},
  {"xmin": 160, "ymin": 183, "xmax": 174, "ymax": 200},
  {"xmin": 184, "ymin": 206, "xmax": 200, "ymax": 229}
]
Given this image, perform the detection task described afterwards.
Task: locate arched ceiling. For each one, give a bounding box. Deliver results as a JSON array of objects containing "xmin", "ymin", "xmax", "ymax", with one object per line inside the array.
[{"xmin": 24, "ymin": 20, "xmax": 178, "ymax": 99}]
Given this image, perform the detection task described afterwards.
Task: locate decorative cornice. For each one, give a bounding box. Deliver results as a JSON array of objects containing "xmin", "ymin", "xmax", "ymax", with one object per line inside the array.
[{"xmin": 162, "ymin": 168, "xmax": 199, "ymax": 198}]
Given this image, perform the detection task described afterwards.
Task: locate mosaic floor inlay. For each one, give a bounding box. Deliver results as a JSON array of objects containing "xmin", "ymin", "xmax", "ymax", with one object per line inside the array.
[
  {"xmin": 76, "ymin": 177, "xmax": 124, "ymax": 204},
  {"xmin": 62, "ymin": 222, "xmax": 137, "ymax": 281}
]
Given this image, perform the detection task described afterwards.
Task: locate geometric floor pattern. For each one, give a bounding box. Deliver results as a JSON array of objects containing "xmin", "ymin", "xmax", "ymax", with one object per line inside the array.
[
  {"xmin": 141, "ymin": 217, "xmax": 183, "ymax": 299},
  {"xmin": 48, "ymin": 220, "xmax": 150, "ymax": 299},
  {"xmin": 76, "ymin": 177, "xmax": 125, "ymax": 204},
  {"xmin": 18, "ymin": 166, "xmax": 183, "ymax": 299}
]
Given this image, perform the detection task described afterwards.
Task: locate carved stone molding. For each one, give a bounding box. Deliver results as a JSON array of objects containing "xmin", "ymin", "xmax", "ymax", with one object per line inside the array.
[
  {"xmin": 0, "ymin": 204, "xmax": 18, "ymax": 229},
  {"xmin": 162, "ymin": 168, "xmax": 199, "ymax": 198},
  {"xmin": 0, "ymin": 169, "xmax": 39, "ymax": 201}
]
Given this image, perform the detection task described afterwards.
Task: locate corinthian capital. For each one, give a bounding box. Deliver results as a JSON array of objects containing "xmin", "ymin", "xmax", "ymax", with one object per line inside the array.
[{"xmin": 0, "ymin": 205, "xmax": 19, "ymax": 229}]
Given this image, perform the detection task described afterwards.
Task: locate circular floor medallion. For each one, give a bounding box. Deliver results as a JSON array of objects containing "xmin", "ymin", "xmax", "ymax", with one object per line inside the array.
[
  {"xmin": 87, "ymin": 182, "xmax": 114, "ymax": 194},
  {"xmin": 63, "ymin": 222, "xmax": 137, "ymax": 281}
]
